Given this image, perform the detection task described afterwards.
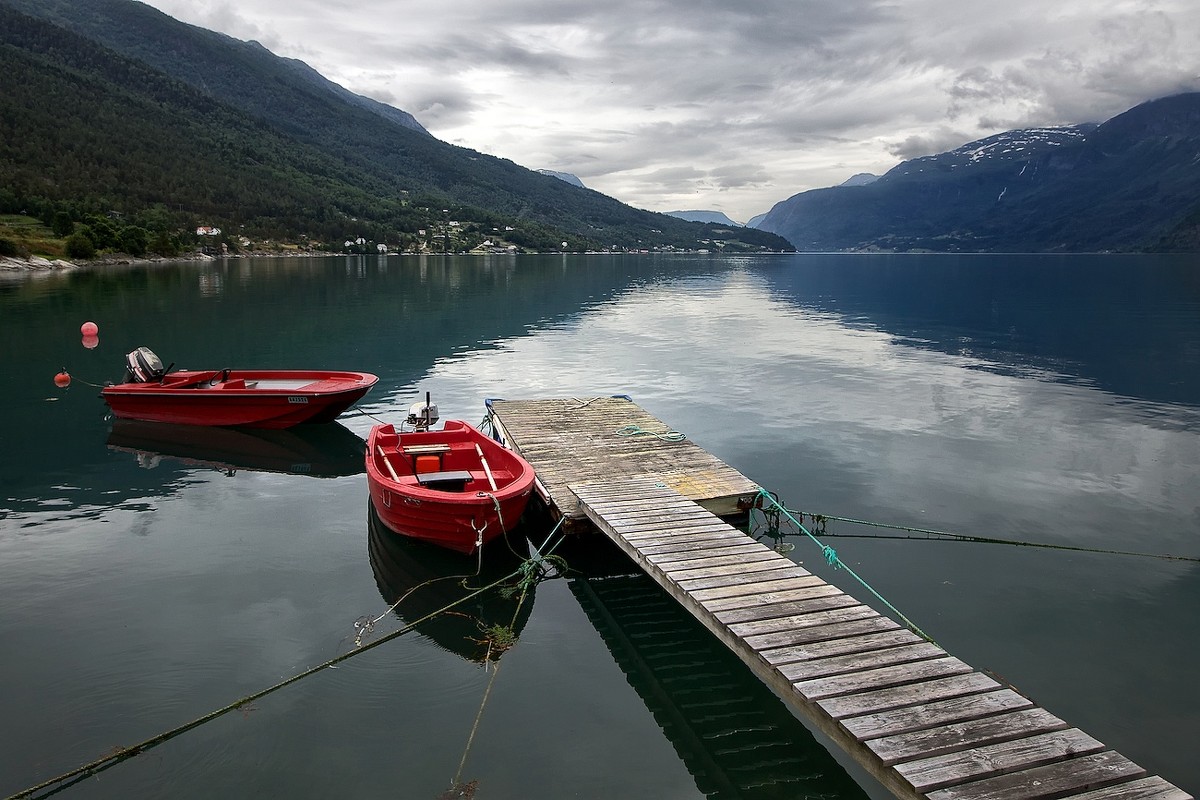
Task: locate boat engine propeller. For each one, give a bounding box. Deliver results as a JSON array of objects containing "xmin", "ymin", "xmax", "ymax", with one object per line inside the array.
[{"xmin": 406, "ymin": 392, "xmax": 439, "ymax": 431}]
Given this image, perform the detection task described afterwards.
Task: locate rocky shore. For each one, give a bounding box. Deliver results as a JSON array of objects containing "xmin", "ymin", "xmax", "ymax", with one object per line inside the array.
[
  {"xmin": 0, "ymin": 252, "xmax": 219, "ymax": 276},
  {"xmin": 0, "ymin": 254, "xmax": 77, "ymax": 273}
]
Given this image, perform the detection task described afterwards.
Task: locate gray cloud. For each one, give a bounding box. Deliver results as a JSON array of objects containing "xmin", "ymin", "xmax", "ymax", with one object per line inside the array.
[{"xmin": 144, "ymin": 0, "xmax": 1200, "ymax": 220}]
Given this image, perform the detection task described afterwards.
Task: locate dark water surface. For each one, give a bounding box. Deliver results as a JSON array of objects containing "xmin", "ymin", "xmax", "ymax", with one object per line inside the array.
[{"xmin": 1, "ymin": 253, "xmax": 1197, "ymax": 798}]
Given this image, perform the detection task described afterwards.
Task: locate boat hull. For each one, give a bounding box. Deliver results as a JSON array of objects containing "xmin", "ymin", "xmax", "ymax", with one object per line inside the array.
[
  {"xmin": 100, "ymin": 369, "xmax": 378, "ymax": 429},
  {"xmin": 366, "ymin": 420, "xmax": 535, "ymax": 555}
]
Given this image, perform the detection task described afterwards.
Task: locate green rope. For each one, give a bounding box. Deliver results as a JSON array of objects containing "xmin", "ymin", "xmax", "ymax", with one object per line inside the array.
[
  {"xmin": 754, "ymin": 489, "xmax": 935, "ymax": 643},
  {"xmin": 614, "ymin": 424, "xmax": 686, "ymax": 442},
  {"xmin": 790, "ymin": 510, "xmax": 1200, "ymax": 563},
  {"xmin": 5, "ymin": 522, "xmax": 570, "ymax": 800},
  {"xmin": 449, "ymin": 522, "xmax": 569, "ymax": 793}
]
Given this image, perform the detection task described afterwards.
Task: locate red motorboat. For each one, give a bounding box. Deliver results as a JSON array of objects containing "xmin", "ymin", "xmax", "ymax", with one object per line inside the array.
[
  {"xmin": 365, "ymin": 402, "xmax": 535, "ymax": 555},
  {"xmin": 101, "ymin": 347, "xmax": 378, "ymax": 429}
]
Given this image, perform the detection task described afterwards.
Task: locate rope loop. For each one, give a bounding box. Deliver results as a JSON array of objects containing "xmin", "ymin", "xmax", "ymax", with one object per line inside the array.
[{"xmin": 614, "ymin": 424, "xmax": 686, "ymax": 442}]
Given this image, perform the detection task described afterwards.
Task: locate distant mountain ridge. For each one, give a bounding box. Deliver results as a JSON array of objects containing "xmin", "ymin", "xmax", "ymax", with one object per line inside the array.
[
  {"xmin": 537, "ymin": 170, "xmax": 586, "ymax": 188},
  {"xmin": 758, "ymin": 93, "xmax": 1200, "ymax": 252},
  {"xmin": 665, "ymin": 210, "xmax": 742, "ymax": 226},
  {"xmin": 839, "ymin": 173, "xmax": 878, "ymax": 187}
]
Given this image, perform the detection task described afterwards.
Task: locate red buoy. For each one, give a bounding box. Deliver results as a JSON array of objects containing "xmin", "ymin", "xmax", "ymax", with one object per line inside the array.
[
  {"xmin": 54, "ymin": 370, "xmax": 71, "ymax": 388},
  {"xmin": 80, "ymin": 321, "xmax": 99, "ymax": 337},
  {"xmin": 82, "ymin": 334, "xmax": 99, "ymax": 350}
]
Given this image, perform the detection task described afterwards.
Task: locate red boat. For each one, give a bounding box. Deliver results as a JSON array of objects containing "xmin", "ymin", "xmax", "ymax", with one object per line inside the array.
[
  {"xmin": 101, "ymin": 347, "xmax": 378, "ymax": 429},
  {"xmin": 366, "ymin": 412, "xmax": 536, "ymax": 555}
]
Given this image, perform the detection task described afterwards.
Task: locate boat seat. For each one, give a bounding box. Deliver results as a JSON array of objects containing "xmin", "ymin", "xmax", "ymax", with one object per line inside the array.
[
  {"xmin": 403, "ymin": 444, "xmax": 451, "ymax": 455},
  {"xmin": 415, "ymin": 470, "xmax": 474, "ymax": 492}
]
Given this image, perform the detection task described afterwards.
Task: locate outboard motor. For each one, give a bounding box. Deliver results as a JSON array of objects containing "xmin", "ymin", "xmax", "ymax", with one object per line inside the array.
[
  {"xmin": 122, "ymin": 347, "xmax": 166, "ymax": 383},
  {"xmin": 406, "ymin": 392, "xmax": 439, "ymax": 431}
]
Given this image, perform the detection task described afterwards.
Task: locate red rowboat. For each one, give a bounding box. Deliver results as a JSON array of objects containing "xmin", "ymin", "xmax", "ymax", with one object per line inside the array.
[
  {"xmin": 366, "ymin": 419, "xmax": 536, "ymax": 555},
  {"xmin": 101, "ymin": 347, "xmax": 378, "ymax": 429}
]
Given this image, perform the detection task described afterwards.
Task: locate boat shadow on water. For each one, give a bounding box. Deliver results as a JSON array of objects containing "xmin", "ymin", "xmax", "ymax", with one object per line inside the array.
[
  {"xmin": 106, "ymin": 419, "xmax": 367, "ymax": 478},
  {"xmin": 366, "ymin": 502, "xmax": 535, "ymax": 664}
]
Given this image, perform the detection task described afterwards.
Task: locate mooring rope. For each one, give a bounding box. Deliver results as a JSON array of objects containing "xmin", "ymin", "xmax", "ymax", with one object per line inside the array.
[
  {"xmin": 754, "ymin": 489, "xmax": 934, "ymax": 643},
  {"xmin": 5, "ymin": 521, "xmax": 570, "ymax": 800},
  {"xmin": 787, "ymin": 509, "xmax": 1200, "ymax": 563},
  {"xmin": 449, "ymin": 579, "xmax": 528, "ymax": 791},
  {"xmin": 448, "ymin": 526, "xmax": 568, "ymax": 795},
  {"xmin": 614, "ymin": 424, "xmax": 686, "ymax": 442}
]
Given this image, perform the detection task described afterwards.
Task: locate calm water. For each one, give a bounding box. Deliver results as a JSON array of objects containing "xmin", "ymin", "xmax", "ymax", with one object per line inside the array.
[{"xmin": 1, "ymin": 253, "xmax": 1197, "ymax": 799}]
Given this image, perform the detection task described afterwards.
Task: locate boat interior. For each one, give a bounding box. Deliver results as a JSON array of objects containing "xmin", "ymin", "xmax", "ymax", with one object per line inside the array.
[{"xmin": 373, "ymin": 429, "xmax": 517, "ymax": 493}]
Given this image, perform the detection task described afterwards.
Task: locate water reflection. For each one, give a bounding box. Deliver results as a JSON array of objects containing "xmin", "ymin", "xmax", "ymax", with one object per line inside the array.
[
  {"xmin": 366, "ymin": 503, "xmax": 534, "ymax": 663},
  {"xmin": 754, "ymin": 254, "xmax": 1200, "ymax": 408},
  {"xmin": 106, "ymin": 419, "xmax": 366, "ymax": 478},
  {"xmin": 569, "ymin": 568, "xmax": 870, "ymax": 800}
]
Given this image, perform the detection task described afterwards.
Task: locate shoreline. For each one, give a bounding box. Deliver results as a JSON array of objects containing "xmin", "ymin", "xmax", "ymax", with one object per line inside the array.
[{"xmin": 0, "ymin": 252, "xmax": 221, "ymax": 276}]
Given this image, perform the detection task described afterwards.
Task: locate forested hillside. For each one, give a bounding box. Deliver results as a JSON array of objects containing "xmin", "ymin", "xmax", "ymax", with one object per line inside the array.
[{"xmin": 0, "ymin": 1, "xmax": 792, "ymax": 254}]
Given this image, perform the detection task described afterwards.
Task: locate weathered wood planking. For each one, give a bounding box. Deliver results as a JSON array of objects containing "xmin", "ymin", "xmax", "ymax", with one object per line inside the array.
[
  {"xmin": 570, "ymin": 477, "xmax": 1192, "ymax": 800},
  {"xmin": 486, "ymin": 396, "xmax": 760, "ymax": 520}
]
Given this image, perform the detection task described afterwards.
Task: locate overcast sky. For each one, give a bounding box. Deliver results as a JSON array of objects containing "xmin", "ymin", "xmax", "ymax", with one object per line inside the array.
[{"xmin": 141, "ymin": 0, "xmax": 1199, "ymax": 222}]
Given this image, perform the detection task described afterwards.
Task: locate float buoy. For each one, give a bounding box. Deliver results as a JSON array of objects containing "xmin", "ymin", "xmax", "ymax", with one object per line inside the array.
[
  {"xmin": 82, "ymin": 334, "xmax": 99, "ymax": 350},
  {"xmin": 80, "ymin": 321, "xmax": 99, "ymax": 337},
  {"xmin": 54, "ymin": 370, "xmax": 71, "ymax": 388}
]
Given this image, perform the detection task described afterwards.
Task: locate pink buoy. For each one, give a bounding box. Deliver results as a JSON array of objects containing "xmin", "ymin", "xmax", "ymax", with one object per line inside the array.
[
  {"xmin": 54, "ymin": 371, "xmax": 71, "ymax": 388},
  {"xmin": 80, "ymin": 321, "xmax": 99, "ymax": 336},
  {"xmin": 82, "ymin": 334, "xmax": 99, "ymax": 350}
]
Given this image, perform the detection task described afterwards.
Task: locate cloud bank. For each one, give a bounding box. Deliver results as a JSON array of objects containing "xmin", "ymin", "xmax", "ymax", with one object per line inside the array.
[{"xmin": 142, "ymin": 0, "xmax": 1200, "ymax": 221}]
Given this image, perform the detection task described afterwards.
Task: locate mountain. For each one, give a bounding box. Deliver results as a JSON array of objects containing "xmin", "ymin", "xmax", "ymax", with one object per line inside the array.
[
  {"xmin": 0, "ymin": 0, "xmax": 792, "ymax": 253},
  {"xmin": 839, "ymin": 173, "xmax": 878, "ymax": 187},
  {"xmin": 758, "ymin": 93, "xmax": 1200, "ymax": 252},
  {"xmin": 665, "ymin": 211, "xmax": 742, "ymax": 226},
  {"xmin": 537, "ymin": 170, "xmax": 586, "ymax": 188}
]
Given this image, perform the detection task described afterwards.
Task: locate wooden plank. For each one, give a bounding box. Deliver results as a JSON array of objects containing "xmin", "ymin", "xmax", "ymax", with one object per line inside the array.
[
  {"xmin": 896, "ymin": 728, "xmax": 1106, "ymax": 791},
  {"xmin": 744, "ymin": 615, "xmax": 902, "ymax": 650},
  {"xmin": 712, "ymin": 592, "xmax": 861, "ymax": 624},
  {"xmin": 643, "ymin": 537, "xmax": 772, "ymax": 563},
  {"xmin": 636, "ymin": 535, "xmax": 762, "ymax": 557},
  {"xmin": 924, "ymin": 750, "xmax": 1146, "ymax": 800},
  {"xmin": 819, "ymin": 672, "xmax": 1000, "ymax": 720},
  {"xmin": 662, "ymin": 556, "xmax": 791, "ymax": 583},
  {"xmin": 1060, "ymin": 776, "xmax": 1193, "ymax": 800},
  {"xmin": 675, "ymin": 566, "xmax": 804, "ymax": 592},
  {"xmin": 869, "ymin": 707, "xmax": 1069, "ymax": 766},
  {"xmin": 843, "ymin": 689, "xmax": 1035, "ymax": 741},
  {"xmin": 698, "ymin": 582, "xmax": 845, "ymax": 612},
  {"xmin": 622, "ymin": 530, "xmax": 752, "ymax": 549},
  {"xmin": 647, "ymin": 546, "xmax": 778, "ymax": 571},
  {"xmin": 728, "ymin": 604, "xmax": 882, "ymax": 637},
  {"xmin": 760, "ymin": 628, "xmax": 924, "ymax": 667},
  {"xmin": 779, "ymin": 642, "xmax": 946, "ymax": 682},
  {"xmin": 625, "ymin": 528, "xmax": 751, "ymax": 547},
  {"xmin": 649, "ymin": 547, "xmax": 780, "ymax": 572},
  {"xmin": 687, "ymin": 573, "xmax": 822, "ymax": 601},
  {"xmin": 594, "ymin": 507, "xmax": 718, "ymax": 525},
  {"xmin": 794, "ymin": 657, "xmax": 975, "ymax": 702}
]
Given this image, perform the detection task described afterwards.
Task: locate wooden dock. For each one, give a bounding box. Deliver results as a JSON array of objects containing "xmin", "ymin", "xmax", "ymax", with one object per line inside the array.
[
  {"xmin": 486, "ymin": 398, "xmax": 1192, "ymax": 800},
  {"xmin": 486, "ymin": 396, "xmax": 760, "ymax": 521}
]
